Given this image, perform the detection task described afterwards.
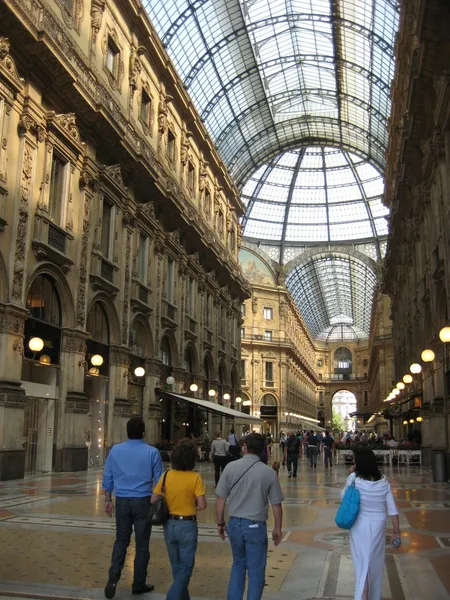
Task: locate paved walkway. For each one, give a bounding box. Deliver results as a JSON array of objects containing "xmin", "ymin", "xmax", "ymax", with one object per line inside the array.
[{"xmin": 0, "ymin": 451, "xmax": 449, "ymax": 600}]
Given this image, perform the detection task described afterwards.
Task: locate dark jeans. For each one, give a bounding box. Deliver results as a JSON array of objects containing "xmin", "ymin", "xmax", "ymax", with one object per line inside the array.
[
  {"xmin": 286, "ymin": 454, "xmax": 298, "ymax": 476},
  {"xmin": 164, "ymin": 520, "xmax": 198, "ymax": 600},
  {"xmin": 307, "ymin": 445, "xmax": 318, "ymax": 467},
  {"xmin": 109, "ymin": 496, "xmax": 151, "ymax": 588},
  {"xmin": 324, "ymin": 446, "xmax": 333, "ymax": 467},
  {"xmin": 229, "ymin": 445, "xmax": 241, "ymax": 460},
  {"xmin": 227, "ymin": 517, "xmax": 267, "ymax": 600},
  {"xmin": 213, "ymin": 455, "xmax": 228, "ymax": 485}
]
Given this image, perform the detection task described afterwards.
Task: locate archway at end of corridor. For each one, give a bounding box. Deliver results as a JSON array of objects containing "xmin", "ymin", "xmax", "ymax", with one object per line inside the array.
[{"xmin": 331, "ymin": 390, "xmax": 357, "ymax": 433}]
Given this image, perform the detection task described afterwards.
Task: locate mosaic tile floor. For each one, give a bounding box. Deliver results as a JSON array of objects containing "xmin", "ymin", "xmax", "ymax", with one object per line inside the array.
[{"xmin": 0, "ymin": 449, "xmax": 449, "ymax": 600}]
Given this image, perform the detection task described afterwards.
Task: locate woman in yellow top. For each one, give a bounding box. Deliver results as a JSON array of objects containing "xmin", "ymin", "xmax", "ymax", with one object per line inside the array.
[{"xmin": 151, "ymin": 438, "xmax": 206, "ymax": 600}]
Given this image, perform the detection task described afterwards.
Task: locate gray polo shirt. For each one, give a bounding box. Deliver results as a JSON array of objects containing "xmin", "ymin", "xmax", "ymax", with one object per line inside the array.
[{"xmin": 216, "ymin": 454, "xmax": 284, "ymax": 522}]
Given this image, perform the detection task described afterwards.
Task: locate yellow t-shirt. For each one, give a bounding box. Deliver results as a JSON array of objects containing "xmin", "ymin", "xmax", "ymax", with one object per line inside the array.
[{"xmin": 153, "ymin": 470, "xmax": 206, "ymax": 516}]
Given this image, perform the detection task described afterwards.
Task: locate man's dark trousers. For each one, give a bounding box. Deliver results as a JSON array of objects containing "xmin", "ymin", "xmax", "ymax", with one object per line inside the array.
[
  {"xmin": 287, "ymin": 454, "xmax": 298, "ymax": 477},
  {"xmin": 109, "ymin": 497, "xmax": 151, "ymax": 588}
]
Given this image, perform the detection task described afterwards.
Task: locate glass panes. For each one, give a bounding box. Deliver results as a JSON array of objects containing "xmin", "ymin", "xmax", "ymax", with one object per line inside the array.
[
  {"xmin": 142, "ymin": 0, "xmax": 399, "ymax": 184},
  {"xmin": 241, "ymin": 146, "xmax": 388, "ymax": 248},
  {"xmin": 285, "ymin": 254, "xmax": 378, "ymax": 341},
  {"xmin": 26, "ymin": 275, "xmax": 61, "ymax": 327}
]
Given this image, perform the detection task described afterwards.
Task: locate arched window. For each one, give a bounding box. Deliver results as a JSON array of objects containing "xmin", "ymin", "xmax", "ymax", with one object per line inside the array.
[
  {"xmin": 23, "ymin": 274, "xmax": 62, "ymax": 366},
  {"xmin": 261, "ymin": 394, "xmax": 277, "ymax": 406},
  {"xmin": 184, "ymin": 347, "xmax": 195, "ymax": 375},
  {"xmin": 334, "ymin": 347, "xmax": 352, "ymax": 378},
  {"xmin": 130, "ymin": 321, "xmax": 146, "ymax": 357},
  {"xmin": 26, "ymin": 274, "xmax": 61, "ymax": 327},
  {"xmin": 161, "ymin": 337, "xmax": 172, "ymax": 366},
  {"xmin": 87, "ymin": 303, "xmax": 109, "ymax": 345}
]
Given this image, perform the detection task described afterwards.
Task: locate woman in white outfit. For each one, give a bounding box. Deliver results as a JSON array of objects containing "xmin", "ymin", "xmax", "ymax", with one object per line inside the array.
[{"xmin": 341, "ymin": 448, "xmax": 400, "ymax": 600}]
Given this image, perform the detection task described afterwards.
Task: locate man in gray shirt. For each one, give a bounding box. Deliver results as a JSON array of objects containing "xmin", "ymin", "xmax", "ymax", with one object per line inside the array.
[{"xmin": 215, "ymin": 433, "xmax": 284, "ymax": 600}]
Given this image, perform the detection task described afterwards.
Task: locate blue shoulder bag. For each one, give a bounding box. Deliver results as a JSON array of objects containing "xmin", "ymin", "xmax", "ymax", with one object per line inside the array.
[{"xmin": 335, "ymin": 477, "xmax": 360, "ymax": 529}]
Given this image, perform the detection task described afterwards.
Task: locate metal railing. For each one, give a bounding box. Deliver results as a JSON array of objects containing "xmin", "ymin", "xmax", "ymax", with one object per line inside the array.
[{"xmin": 48, "ymin": 222, "xmax": 67, "ymax": 253}]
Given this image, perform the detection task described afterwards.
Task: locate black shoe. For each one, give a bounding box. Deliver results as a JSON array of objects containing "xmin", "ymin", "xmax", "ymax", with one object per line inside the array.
[
  {"xmin": 105, "ymin": 574, "xmax": 120, "ymax": 599},
  {"xmin": 314, "ymin": 464, "xmax": 317, "ymax": 468},
  {"xmin": 288, "ymin": 472, "xmax": 292, "ymax": 478},
  {"xmin": 132, "ymin": 584, "xmax": 155, "ymax": 594}
]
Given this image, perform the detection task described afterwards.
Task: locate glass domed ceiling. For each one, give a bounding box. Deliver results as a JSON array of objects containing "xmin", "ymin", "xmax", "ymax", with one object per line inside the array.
[{"xmin": 241, "ymin": 146, "xmax": 388, "ymax": 246}]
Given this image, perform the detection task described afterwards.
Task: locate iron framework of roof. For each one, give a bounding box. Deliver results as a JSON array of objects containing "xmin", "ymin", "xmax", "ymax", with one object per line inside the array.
[
  {"xmin": 143, "ymin": 0, "xmax": 399, "ymax": 187},
  {"xmin": 285, "ymin": 252, "xmax": 378, "ymax": 340}
]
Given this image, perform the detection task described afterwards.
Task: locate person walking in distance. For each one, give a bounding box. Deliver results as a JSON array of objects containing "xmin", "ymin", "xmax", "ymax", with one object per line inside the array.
[
  {"xmin": 322, "ymin": 430, "xmax": 334, "ymax": 469},
  {"xmin": 284, "ymin": 431, "xmax": 301, "ymax": 478},
  {"xmin": 210, "ymin": 431, "xmax": 229, "ymax": 486},
  {"xmin": 103, "ymin": 417, "xmax": 164, "ymax": 599},
  {"xmin": 227, "ymin": 428, "xmax": 241, "ymax": 460},
  {"xmin": 307, "ymin": 430, "xmax": 320, "ymax": 468},
  {"xmin": 215, "ymin": 433, "xmax": 284, "ymax": 600}
]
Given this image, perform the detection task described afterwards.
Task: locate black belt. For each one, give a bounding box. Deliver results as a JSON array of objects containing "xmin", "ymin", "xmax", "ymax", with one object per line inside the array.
[{"xmin": 167, "ymin": 514, "xmax": 197, "ymax": 521}]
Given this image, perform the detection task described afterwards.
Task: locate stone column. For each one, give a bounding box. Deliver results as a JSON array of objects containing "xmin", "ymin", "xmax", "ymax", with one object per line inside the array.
[
  {"xmin": 146, "ymin": 358, "xmax": 162, "ymax": 444},
  {"xmin": 110, "ymin": 346, "xmax": 131, "ymax": 446},
  {"xmin": 420, "ymin": 402, "xmax": 432, "ymax": 467},
  {"xmin": 54, "ymin": 330, "xmax": 90, "ymax": 472},
  {"xmin": 0, "ymin": 305, "xmax": 27, "ymax": 480}
]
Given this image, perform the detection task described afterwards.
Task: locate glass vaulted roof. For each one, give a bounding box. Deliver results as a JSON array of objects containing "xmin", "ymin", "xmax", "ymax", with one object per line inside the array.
[
  {"xmin": 143, "ymin": 0, "xmax": 399, "ymax": 186},
  {"xmin": 242, "ymin": 146, "xmax": 388, "ymax": 261},
  {"xmin": 285, "ymin": 253, "xmax": 378, "ymax": 340}
]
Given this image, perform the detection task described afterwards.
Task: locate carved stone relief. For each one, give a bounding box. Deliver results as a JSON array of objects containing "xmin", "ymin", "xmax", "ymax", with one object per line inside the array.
[
  {"xmin": 91, "ymin": 0, "xmax": 106, "ymax": 46},
  {"xmin": 57, "ymin": 0, "xmax": 84, "ymax": 33},
  {"xmin": 122, "ymin": 228, "xmax": 132, "ymax": 344},
  {"xmin": 12, "ymin": 143, "xmax": 35, "ymax": 301}
]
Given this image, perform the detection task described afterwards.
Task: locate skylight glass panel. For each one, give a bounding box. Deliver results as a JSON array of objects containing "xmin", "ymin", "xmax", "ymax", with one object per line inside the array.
[{"xmin": 143, "ymin": 0, "xmax": 398, "ymax": 184}]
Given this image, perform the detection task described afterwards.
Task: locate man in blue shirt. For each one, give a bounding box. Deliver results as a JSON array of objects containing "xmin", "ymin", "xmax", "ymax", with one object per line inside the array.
[{"xmin": 103, "ymin": 417, "xmax": 164, "ymax": 599}]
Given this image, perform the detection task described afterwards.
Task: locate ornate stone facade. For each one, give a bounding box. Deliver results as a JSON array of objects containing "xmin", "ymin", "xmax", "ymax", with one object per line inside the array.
[
  {"xmin": 0, "ymin": 0, "xmax": 250, "ymax": 479},
  {"xmin": 383, "ymin": 0, "xmax": 450, "ymax": 468}
]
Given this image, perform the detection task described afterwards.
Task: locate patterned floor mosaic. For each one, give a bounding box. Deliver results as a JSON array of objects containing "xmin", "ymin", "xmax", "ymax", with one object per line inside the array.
[{"xmin": 0, "ymin": 450, "xmax": 449, "ymax": 600}]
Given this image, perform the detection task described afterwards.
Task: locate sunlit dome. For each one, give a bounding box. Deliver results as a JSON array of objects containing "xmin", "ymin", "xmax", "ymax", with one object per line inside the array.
[
  {"xmin": 317, "ymin": 324, "xmax": 366, "ymax": 342},
  {"xmin": 241, "ymin": 146, "xmax": 388, "ymax": 254}
]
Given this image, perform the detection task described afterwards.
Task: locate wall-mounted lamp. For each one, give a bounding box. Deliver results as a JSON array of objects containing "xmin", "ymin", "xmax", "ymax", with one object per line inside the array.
[
  {"xmin": 190, "ymin": 383, "xmax": 198, "ymax": 392},
  {"xmin": 416, "ymin": 416, "xmax": 423, "ymax": 422},
  {"xmin": 91, "ymin": 354, "xmax": 104, "ymax": 367},
  {"xmin": 410, "ymin": 363, "xmax": 422, "ymax": 374},
  {"xmin": 39, "ymin": 354, "xmax": 51, "ymax": 366},
  {"xmin": 235, "ymin": 397, "xmax": 242, "ymax": 403},
  {"xmin": 421, "ymin": 349, "xmax": 435, "ymax": 363},
  {"xmin": 409, "ymin": 418, "xmax": 415, "ymax": 424},
  {"xmin": 166, "ymin": 376, "xmax": 175, "ymax": 385},
  {"xmin": 29, "ymin": 337, "xmax": 44, "ymax": 352},
  {"xmin": 403, "ymin": 420, "xmax": 408, "ymax": 425},
  {"xmin": 208, "ymin": 389, "xmax": 216, "ymax": 397},
  {"xmin": 396, "ymin": 382, "xmax": 405, "ymax": 390},
  {"xmin": 134, "ymin": 367, "xmax": 145, "ymax": 378},
  {"xmin": 403, "ymin": 374, "xmax": 413, "ymax": 384},
  {"xmin": 223, "ymin": 393, "xmax": 231, "ymax": 401},
  {"xmin": 439, "ymin": 326, "xmax": 450, "ymax": 343}
]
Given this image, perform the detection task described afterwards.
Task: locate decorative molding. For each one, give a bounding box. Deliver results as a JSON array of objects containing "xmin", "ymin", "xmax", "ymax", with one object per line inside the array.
[
  {"xmin": 110, "ymin": 347, "xmax": 130, "ymax": 367},
  {"xmin": 102, "ymin": 28, "xmax": 124, "ymax": 92},
  {"xmin": 90, "ymin": 0, "xmax": 105, "ymax": 46},
  {"xmin": 0, "ymin": 37, "xmax": 24, "ymax": 94},
  {"xmin": 57, "ymin": 0, "xmax": 84, "ymax": 33},
  {"xmin": 157, "ymin": 90, "xmax": 172, "ymax": 135}
]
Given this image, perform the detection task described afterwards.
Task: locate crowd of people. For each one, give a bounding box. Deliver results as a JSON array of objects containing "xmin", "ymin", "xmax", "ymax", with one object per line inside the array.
[{"xmin": 102, "ymin": 417, "xmax": 400, "ymax": 600}]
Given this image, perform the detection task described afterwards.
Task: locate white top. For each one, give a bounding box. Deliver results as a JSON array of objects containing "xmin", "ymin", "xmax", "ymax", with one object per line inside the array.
[
  {"xmin": 210, "ymin": 438, "xmax": 229, "ymax": 457},
  {"xmin": 341, "ymin": 473, "xmax": 398, "ymax": 520}
]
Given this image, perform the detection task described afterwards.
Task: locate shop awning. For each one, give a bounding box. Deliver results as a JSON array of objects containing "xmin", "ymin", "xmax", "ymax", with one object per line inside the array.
[{"xmin": 156, "ymin": 389, "xmax": 262, "ymax": 423}]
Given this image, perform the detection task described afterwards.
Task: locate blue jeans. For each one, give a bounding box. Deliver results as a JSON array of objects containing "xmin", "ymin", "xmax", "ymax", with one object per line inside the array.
[
  {"xmin": 109, "ymin": 496, "xmax": 151, "ymax": 588},
  {"xmin": 227, "ymin": 517, "xmax": 268, "ymax": 600},
  {"xmin": 164, "ymin": 519, "xmax": 198, "ymax": 600}
]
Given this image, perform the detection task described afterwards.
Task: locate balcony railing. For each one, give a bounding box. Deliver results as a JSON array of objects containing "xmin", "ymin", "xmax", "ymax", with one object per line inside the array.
[
  {"xmin": 101, "ymin": 259, "xmax": 114, "ymax": 283},
  {"xmin": 48, "ymin": 222, "xmax": 67, "ymax": 254},
  {"xmin": 241, "ymin": 333, "xmax": 286, "ymax": 343}
]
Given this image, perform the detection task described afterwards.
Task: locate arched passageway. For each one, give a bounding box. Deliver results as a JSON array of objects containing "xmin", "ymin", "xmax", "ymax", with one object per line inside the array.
[{"xmin": 332, "ymin": 390, "xmax": 357, "ymax": 433}]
